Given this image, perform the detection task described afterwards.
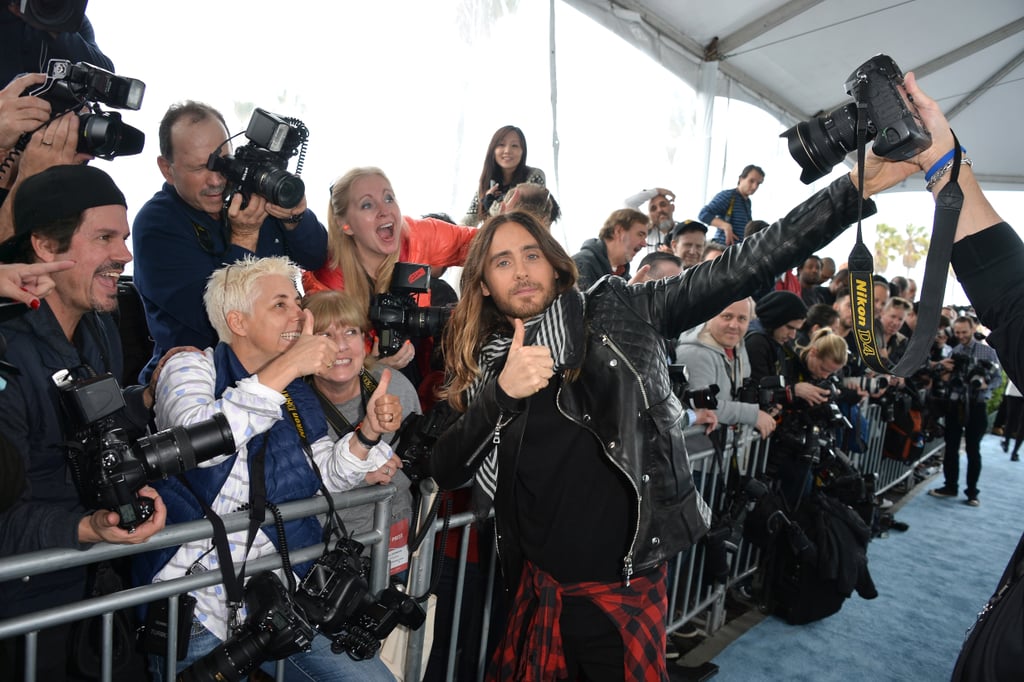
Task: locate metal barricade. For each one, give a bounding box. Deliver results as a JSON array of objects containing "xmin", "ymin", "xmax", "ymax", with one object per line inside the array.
[
  {"xmin": 851, "ymin": 402, "xmax": 944, "ymax": 495},
  {"xmin": 1, "ymin": 400, "xmax": 945, "ymax": 682},
  {"xmin": 0, "ymin": 485, "xmax": 396, "ymax": 682}
]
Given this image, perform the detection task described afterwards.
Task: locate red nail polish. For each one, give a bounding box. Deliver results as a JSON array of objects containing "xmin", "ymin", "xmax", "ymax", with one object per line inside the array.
[{"xmin": 30, "ymin": 299, "xmax": 40, "ymax": 310}]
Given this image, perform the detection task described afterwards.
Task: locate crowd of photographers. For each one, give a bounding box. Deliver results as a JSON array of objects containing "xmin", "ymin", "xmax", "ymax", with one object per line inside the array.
[{"xmin": 2, "ymin": 3, "xmax": 1024, "ymax": 681}]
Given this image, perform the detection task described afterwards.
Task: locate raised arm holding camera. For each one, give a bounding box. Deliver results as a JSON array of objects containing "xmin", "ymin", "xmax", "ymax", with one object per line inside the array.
[
  {"xmin": 1, "ymin": 0, "xmax": 114, "ymax": 88},
  {"xmin": 132, "ymin": 101, "xmax": 328, "ymax": 385}
]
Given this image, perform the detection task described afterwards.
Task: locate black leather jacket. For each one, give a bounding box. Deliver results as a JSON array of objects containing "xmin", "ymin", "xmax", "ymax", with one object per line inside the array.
[{"xmin": 431, "ymin": 175, "xmax": 873, "ymax": 589}]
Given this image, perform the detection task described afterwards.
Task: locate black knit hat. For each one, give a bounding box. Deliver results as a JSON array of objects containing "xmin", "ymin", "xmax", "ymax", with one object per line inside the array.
[
  {"xmin": 756, "ymin": 291, "xmax": 807, "ymax": 329},
  {"xmin": 0, "ymin": 165, "xmax": 126, "ymax": 263}
]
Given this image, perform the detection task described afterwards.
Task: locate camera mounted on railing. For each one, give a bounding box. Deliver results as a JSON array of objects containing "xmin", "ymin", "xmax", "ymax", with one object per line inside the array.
[
  {"xmin": 207, "ymin": 108, "xmax": 309, "ymax": 211},
  {"xmin": 179, "ymin": 537, "xmax": 426, "ymax": 681},
  {"xmin": 57, "ymin": 373, "xmax": 235, "ymax": 531},
  {"xmin": 782, "ymin": 54, "xmax": 931, "ymax": 184},
  {"xmin": 369, "ymin": 263, "xmax": 453, "ymax": 358},
  {"xmin": 22, "ymin": 59, "xmax": 147, "ymax": 159}
]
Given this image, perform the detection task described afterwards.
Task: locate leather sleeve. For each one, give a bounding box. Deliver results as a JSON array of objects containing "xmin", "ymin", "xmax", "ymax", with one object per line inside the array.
[{"xmin": 618, "ymin": 174, "xmax": 874, "ymax": 341}]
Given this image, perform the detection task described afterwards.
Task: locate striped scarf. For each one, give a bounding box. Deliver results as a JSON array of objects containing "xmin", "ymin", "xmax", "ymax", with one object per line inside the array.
[{"xmin": 468, "ymin": 291, "xmax": 586, "ymax": 516}]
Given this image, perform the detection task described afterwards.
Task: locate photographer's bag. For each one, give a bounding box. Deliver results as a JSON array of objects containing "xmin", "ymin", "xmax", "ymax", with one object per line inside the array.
[
  {"xmin": 882, "ymin": 408, "xmax": 925, "ymax": 462},
  {"xmin": 952, "ymin": 530, "xmax": 1024, "ymax": 681}
]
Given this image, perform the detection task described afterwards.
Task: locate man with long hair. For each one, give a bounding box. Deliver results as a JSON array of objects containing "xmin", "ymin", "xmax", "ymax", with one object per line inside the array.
[{"xmin": 431, "ymin": 166, "xmax": 882, "ymax": 678}]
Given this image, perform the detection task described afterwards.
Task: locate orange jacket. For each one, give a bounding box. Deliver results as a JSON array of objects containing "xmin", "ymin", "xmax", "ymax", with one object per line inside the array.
[{"xmin": 302, "ymin": 216, "xmax": 477, "ymax": 294}]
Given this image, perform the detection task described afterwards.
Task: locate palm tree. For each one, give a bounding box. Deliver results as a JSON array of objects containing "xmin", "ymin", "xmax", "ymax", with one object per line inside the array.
[
  {"xmin": 899, "ymin": 223, "xmax": 930, "ymax": 272},
  {"xmin": 874, "ymin": 222, "xmax": 930, "ymax": 275}
]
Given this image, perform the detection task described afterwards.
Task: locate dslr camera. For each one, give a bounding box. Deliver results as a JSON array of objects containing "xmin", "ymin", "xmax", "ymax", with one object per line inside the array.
[
  {"xmin": 207, "ymin": 108, "xmax": 308, "ymax": 210},
  {"xmin": 392, "ymin": 401, "xmax": 457, "ymax": 483},
  {"xmin": 23, "ymin": 59, "xmax": 146, "ymax": 159},
  {"xmin": 782, "ymin": 54, "xmax": 931, "ymax": 184},
  {"xmin": 737, "ymin": 375, "xmax": 789, "ymax": 410},
  {"xmin": 772, "ymin": 378, "xmax": 851, "ymax": 465},
  {"xmin": 58, "ymin": 373, "xmax": 235, "ymax": 531},
  {"xmin": 369, "ymin": 263, "xmax": 452, "ymax": 358},
  {"xmin": 180, "ymin": 538, "xmax": 426, "ymax": 681},
  {"xmin": 667, "ymin": 363, "xmax": 720, "ymax": 410}
]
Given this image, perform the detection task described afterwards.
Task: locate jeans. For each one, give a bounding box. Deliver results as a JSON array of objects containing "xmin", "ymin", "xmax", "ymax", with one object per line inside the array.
[{"xmin": 150, "ymin": 618, "xmax": 395, "ymax": 682}]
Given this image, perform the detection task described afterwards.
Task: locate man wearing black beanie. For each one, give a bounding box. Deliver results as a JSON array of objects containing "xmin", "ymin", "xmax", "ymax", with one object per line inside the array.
[
  {"xmin": 0, "ymin": 165, "xmax": 167, "ymax": 680},
  {"xmin": 747, "ymin": 291, "xmax": 806, "ymax": 383}
]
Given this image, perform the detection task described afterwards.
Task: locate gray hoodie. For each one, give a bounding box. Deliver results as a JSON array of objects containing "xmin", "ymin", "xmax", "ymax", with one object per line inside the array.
[{"xmin": 675, "ymin": 323, "xmax": 761, "ymax": 428}]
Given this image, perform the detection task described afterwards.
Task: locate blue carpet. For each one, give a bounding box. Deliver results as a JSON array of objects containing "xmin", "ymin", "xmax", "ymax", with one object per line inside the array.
[{"xmin": 708, "ymin": 434, "xmax": 1022, "ymax": 681}]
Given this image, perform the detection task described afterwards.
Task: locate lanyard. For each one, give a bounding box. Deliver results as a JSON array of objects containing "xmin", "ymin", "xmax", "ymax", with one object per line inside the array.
[{"xmin": 847, "ymin": 103, "xmax": 964, "ymax": 377}]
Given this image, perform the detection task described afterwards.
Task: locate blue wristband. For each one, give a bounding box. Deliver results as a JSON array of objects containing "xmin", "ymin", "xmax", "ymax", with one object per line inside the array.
[{"xmin": 925, "ymin": 147, "xmax": 966, "ymax": 182}]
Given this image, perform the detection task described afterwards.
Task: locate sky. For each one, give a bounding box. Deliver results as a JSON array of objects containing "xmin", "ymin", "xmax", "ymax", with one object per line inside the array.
[{"xmin": 80, "ymin": 0, "xmax": 1021, "ymax": 305}]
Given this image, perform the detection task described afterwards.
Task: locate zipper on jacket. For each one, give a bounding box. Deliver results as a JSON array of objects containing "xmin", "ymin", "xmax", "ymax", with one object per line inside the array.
[
  {"xmin": 556, "ymin": 359, "xmax": 642, "ymax": 587},
  {"xmin": 600, "ymin": 334, "xmax": 650, "ymax": 409},
  {"xmin": 493, "ymin": 412, "xmax": 514, "ymax": 444}
]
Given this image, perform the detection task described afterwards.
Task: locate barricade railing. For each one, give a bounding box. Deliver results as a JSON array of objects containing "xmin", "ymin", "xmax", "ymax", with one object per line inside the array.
[
  {"xmin": 0, "ymin": 484, "xmax": 397, "ymax": 682},
  {"xmin": 1, "ymin": 400, "xmax": 945, "ymax": 682},
  {"xmin": 851, "ymin": 402, "xmax": 944, "ymax": 495}
]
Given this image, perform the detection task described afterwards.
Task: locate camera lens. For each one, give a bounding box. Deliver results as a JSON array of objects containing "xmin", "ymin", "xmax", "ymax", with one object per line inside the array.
[
  {"xmin": 78, "ymin": 111, "xmax": 146, "ymax": 159},
  {"xmin": 178, "ymin": 626, "xmax": 271, "ymax": 682},
  {"xmin": 137, "ymin": 412, "xmax": 235, "ymax": 478},
  {"xmin": 255, "ymin": 167, "xmax": 305, "ymax": 209},
  {"xmin": 781, "ymin": 103, "xmax": 863, "ymax": 184}
]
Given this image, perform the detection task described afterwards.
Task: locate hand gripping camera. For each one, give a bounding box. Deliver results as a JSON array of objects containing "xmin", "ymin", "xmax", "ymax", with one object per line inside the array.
[
  {"xmin": 369, "ymin": 263, "xmax": 453, "ymax": 358},
  {"xmin": 782, "ymin": 54, "xmax": 931, "ymax": 184},
  {"xmin": 24, "ymin": 59, "xmax": 146, "ymax": 159},
  {"xmin": 207, "ymin": 108, "xmax": 308, "ymax": 210},
  {"xmin": 59, "ymin": 373, "xmax": 236, "ymax": 531},
  {"xmin": 179, "ymin": 538, "xmax": 426, "ymax": 681}
]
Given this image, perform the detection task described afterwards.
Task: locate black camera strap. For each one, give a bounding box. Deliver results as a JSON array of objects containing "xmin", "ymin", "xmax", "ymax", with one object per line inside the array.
[
  {"xmin": 847, "ymin": 104, "xmax": 964, "ymax": 377},
  {"xmin": 174, "ymin": 437, "xmax": 268, "ymax": 628},
  {"xmin": 305, "ymin": 371, "xmax": 379, "ymax": 437}
]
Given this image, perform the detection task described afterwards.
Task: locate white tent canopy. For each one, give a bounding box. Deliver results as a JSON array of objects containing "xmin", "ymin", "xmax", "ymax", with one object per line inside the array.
[{"xmin": 562, "ymin": 0, "xmax": 1024, "ymax": 192}]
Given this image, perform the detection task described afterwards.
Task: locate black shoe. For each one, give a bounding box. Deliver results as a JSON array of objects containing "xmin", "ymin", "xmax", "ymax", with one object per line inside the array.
[
  {"xmin": 1002, "ymin": 439, "xmax": 1010, "ymax": 453},
  {"xmin": 966, "ymin": 498, "xmax": 980, "ymax": 507},
  {"xmin": 665, "ymin": 636, "xmax": 681, "ymax": 660},
  {"xmin": 1012, "ymin": 453, "xmax": 1020, "ymax": 462},
  {"xmin": 928, "ymin": 487, "xmax": 958, "ymax": 498}
]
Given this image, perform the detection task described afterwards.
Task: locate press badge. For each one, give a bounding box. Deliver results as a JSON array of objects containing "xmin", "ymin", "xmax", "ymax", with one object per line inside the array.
[{"xmin": 388, "ymin": 519, "xmax": 410, "ymax": 575}]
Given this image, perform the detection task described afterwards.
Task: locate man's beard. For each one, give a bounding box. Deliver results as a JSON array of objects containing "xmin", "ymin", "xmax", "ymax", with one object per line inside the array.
[{"xmin": 493, "ymin": 282, "xmax": 558, "ymax": 320}]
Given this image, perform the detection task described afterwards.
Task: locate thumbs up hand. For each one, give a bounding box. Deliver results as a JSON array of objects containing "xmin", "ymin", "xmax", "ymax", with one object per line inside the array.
[
  {"xmin": 365, "ymin": 369, "xmax": 403, "ymax": 436},
  {"xmin": 497, "ymin": 319, "xmax": 555, "ymax": 399}
]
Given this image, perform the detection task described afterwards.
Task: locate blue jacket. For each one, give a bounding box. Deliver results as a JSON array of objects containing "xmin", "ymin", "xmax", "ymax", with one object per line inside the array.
[
  {"xmin": 132, "ymin": 183, "xmax": 328, "ymax": 383},
  {"xmin": 0, "ymin": 303, "xmax": 148, "ymax": 617},
  {"xmin": 133, "ymin": 343, "xmax": 328, "ymax": 587},
  {"xmin": 0, "ymin": 11, "xmax": 114, "ymax": 88}
]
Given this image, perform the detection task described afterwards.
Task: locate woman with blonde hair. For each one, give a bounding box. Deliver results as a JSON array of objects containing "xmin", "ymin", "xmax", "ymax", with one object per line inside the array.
[{"xmin": 303, "ymin": 167, "xmax": 476, "ymax": 375}]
